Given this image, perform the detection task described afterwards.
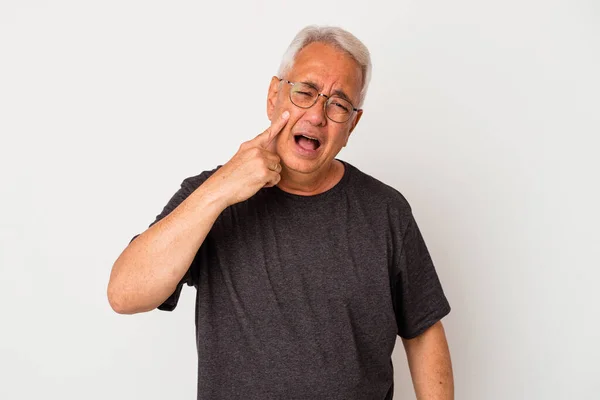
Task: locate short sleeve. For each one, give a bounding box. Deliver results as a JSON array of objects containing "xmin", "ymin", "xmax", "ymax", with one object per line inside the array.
[
  {"xmin": 391, "ymin": 212, "xmax": 451, "ymax": 339},
  {"xmin": 129, "ymin": 167, "xmax": 220, "ymax": 312}
]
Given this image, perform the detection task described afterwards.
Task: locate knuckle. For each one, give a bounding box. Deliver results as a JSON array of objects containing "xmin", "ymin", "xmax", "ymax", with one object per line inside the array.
[
  {"xmin": 260, "ymin": 169, "xmax": 270, "ymax": 180},
  {"xmin": 239, "ymin": 141, "xmax": 250, "ymax": 151}
]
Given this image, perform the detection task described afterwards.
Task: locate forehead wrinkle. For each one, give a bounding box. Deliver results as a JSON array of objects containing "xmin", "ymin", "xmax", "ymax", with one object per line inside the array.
[
  {"xmin": 299, "ymin": 80, "xmax": 320, "ymax": 91},
  {"xmin": 288, "ymin": 42, "xmax": 362, "ymax": 101}
]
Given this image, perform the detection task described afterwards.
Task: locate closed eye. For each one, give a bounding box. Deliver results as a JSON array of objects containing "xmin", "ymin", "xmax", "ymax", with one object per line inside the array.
[{"xmin": 331, "ymin": 101, "xmax": 350, "ymax": 113}]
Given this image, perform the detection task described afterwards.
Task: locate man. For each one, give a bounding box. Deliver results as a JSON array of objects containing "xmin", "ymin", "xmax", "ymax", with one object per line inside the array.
[{"xmin": 108, "ymin": 25, "xmax": 453, "ymax": 400}]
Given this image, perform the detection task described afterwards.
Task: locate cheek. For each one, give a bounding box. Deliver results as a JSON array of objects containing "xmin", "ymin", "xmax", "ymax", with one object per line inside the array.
[
  {"xmin": 275, "ymin": 120, "xmax": 297, "ymax": 148},
  {"xmin": 291, "ymin": 113, "xmax": 307, "ymax": 129},
  {"xmin": 273, "ymin": 95, "xmax": 301, "ymax": 122},
  {"xmin": 283, "ymin": 111, "xmax": 306, "ymax": 134},
  {"xmin": 330, "ymin": 128, "xmax": 351, "ymax": 145}
]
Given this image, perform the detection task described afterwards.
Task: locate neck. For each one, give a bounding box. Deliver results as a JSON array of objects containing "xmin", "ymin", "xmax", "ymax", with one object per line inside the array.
[{"xmin": 277, "ymin": 159, "xmax": 344, "ymax": 196}]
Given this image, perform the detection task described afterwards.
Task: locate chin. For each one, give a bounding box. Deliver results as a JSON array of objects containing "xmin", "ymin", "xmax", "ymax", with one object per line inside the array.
[
  {"xmin": 282, "ymin": 159, "xmax": 313, "ymax": 174},
  {"xmin": 280, "ymin": 154, "xmax": 319, "ymax": 174}
]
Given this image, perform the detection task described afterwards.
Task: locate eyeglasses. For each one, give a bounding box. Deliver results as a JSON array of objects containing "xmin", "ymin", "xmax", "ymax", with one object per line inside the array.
[{"xmin": 279, "ymin": 78, "xmax": 360, "ymax": 123}]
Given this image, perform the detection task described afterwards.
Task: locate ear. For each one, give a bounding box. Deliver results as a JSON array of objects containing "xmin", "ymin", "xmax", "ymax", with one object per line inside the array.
[
  {"xmin": 267, "ymin": 76, "xmax": 281, "ymax": 121},
  {"xmin": 343, "ymin": 109, "xmax": 363, "ymax": 146}
]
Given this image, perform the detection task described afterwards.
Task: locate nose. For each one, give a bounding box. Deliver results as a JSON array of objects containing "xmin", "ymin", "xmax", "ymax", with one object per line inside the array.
[{"xmin": 303, "ymin": 94, "xmax": 328, "ymax": 127}]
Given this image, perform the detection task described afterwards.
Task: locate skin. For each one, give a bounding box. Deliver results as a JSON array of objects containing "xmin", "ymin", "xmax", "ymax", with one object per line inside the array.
[
  {"xmin": 266, "ymin": 41, "xmax": 364, "ymax": 195},
  {"xmin": 403, "ymin": 321, "xmax": 455, "ymax": 399}
]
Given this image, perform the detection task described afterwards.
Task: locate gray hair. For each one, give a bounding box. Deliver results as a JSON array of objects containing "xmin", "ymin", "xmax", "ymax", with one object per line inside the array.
[{"xmin": 277, "ymin": 25, "xmax": 372, "ymax": 108}]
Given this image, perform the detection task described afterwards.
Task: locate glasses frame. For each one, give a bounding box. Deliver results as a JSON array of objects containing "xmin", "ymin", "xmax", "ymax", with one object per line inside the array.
[{"xmin": 279, "ymin": 78, "xmax": 360, "ymax": 123}]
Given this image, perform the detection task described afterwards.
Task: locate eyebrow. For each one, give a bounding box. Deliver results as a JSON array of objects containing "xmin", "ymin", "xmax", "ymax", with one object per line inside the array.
[
  {"xmin": 331, "ymin": 89, "xmax": 352, "ymax": 104},
  {"xmin": 301, "ymin": 80, "xmax": 354, "ymax": 105}
]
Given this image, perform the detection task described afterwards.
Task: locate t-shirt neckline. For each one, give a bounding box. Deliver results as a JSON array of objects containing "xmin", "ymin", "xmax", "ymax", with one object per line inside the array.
[{"xmin": 272, "ymin": 158, "xmax": 351, "ymax": 202}]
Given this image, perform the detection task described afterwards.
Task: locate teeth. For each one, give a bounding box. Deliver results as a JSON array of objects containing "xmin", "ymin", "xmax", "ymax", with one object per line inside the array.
[{"xmin": 302, "ymin": 135, "xmax": 319, "ymax": 142}]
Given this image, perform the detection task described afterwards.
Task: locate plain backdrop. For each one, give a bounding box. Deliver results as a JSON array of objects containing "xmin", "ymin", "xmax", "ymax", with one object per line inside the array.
[{"xmin": 1, "ymin": 1, "xmax": 599, "ymax": 399}]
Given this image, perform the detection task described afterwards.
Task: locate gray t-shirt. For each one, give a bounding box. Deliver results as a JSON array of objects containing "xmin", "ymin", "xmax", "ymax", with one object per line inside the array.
[{"xmin": 131, "ymin": 159, "xmax": 450, "ymax": 400}]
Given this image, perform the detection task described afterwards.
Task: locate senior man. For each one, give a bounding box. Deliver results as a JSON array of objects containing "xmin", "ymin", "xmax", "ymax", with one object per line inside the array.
[{"xmin": 108, "ymin": 25, "xmax": 453, "ymax": 400}]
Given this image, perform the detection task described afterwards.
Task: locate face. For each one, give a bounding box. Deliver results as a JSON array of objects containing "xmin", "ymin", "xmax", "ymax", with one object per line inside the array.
[{"xmin": 267, "ymin": 42, "xmax": 364, "ymax": 175}]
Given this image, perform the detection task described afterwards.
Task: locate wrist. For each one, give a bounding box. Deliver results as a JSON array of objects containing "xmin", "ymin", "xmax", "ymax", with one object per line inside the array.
[{"xmin": 193, "ymin": 179, "xmax": 231, "ymax": 213}]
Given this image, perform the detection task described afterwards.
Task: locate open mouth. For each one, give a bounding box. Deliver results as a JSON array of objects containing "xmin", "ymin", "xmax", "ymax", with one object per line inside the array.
[{"xmin": 294, "ymin": 134, "xmax": 321, "ymax": 151}]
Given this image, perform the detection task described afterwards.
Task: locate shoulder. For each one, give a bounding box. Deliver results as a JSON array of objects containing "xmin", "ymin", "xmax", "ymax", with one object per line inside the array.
[{"xmin": 344, "ymin": 160, "xmax": 413, "ymax": 218}]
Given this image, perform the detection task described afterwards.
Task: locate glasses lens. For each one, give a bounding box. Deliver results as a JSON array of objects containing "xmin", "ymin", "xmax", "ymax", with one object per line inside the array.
[
  {"xmin": 290, "ymin": 83, "xmax": 318, "ymax": 108},
  {"xmin": 326, "ymin": 97, "xmax": 353, "ymax": 122}
]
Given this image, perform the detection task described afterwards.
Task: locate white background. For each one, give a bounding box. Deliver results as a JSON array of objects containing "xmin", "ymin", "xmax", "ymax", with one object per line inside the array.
[{"xmin": 1, "ymin": 1, "xmax": 599, "ymax": 399}]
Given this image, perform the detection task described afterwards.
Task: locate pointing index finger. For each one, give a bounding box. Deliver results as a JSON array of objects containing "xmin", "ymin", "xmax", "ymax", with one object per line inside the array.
[{"xmin": 260, "ymin": 110, "xmax": 289, "ymax": 149}]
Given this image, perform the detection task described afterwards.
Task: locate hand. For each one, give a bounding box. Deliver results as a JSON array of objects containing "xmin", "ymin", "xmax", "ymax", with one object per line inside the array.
[{"xmin": 205, "ymin": 110, "xmax": 290, "ymax": 207}]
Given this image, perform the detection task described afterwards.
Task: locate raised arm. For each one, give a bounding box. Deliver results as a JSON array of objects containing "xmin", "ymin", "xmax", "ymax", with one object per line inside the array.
[{"xmin": 107, "ymin": 111, "xmax": 290, "ymax": 314}]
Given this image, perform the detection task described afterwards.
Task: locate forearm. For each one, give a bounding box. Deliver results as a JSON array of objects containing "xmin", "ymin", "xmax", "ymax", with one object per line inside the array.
[
  {"xmin": 107, "ymin": 182, "xmax": 227, "ymax": 314},
  {"xmin": 402, "ymin": 321, "xmax": 454, "ymax": 400}
]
